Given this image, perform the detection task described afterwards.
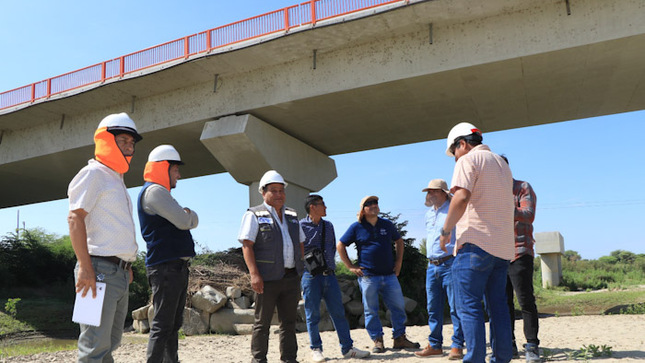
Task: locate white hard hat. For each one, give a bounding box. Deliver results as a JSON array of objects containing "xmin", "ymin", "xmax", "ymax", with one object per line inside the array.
[
  {"xmin": 148, "ymin": 144, "xmax": 183, "ymax": 164},
  {"xmin": 97, "ymin": 112, "xmax": 142, "ymax": 142},
  {"xmin": 258, "ymin": 170, "xmax": 288, "ymax": 194},
  {"xmin": 445, "ymin": 122, "xmax": 481, "ymax": 157}
]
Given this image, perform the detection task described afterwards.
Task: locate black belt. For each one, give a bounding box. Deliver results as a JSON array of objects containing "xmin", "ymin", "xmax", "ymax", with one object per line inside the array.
[
  {"xmin": 322, "ymin": 269, "xmax": 335, "ymax": 276},
  {"xmin": 429, "ymin": 255, "xmax": 454, "ymax": 266},
  {"xmin": 285, "ymin": 268, "xmax": 297, "ymax": 274},
  {"xmin": 92, "ymin": 255, "xmax": 132, "ymax": 270}
]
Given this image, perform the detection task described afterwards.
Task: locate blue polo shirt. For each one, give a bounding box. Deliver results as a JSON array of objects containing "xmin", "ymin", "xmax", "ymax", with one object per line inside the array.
[{"xmin": 340, "ymin": 217, "xmax": 401, "ymax": 276}]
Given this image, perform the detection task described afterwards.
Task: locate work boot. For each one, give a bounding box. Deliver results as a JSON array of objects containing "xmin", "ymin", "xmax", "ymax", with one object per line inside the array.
[
  {"xmin": 525, "ymin": 343, "xmax": 540, "ymax": 363},
  {"xmin": 392, "ymin": 334, "xmax": 420, "ymax": 350},
  {"xmin": 372, "ymin": 337, "xmax": 385, "ymax": 353},
  {"xmin": 414, "ymin": 344, "xmax": 443, "ymax": 357},
  {"xmin": 512, "ymin": 342, "xmax": 520, "ymax": 359},
  {"xmin": 448, "ymin": 347, "xmax": 464, "ymax": 360}
]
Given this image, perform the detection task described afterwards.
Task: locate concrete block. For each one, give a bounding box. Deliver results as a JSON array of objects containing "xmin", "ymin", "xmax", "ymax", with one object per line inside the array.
[{"xmin": 535, "ymin": 231, "xmax": 565, "ymax": 255}]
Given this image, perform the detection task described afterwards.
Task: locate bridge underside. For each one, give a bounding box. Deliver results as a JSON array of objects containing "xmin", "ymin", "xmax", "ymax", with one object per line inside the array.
[{"xmin": 1, "ymin": 0, "xmax": 644, "ymax": 208}]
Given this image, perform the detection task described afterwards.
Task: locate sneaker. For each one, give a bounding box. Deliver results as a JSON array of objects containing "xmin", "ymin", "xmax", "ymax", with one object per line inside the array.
[
  {"xmin": 392, "ymin": 334, "xmax": 421, "ymax": 350},
  {"xmin": 311, "ymin": 348, "xmax": 325, "ymax": 362},
  {"xmin": 448, "ymin": 347, "xmax": 464, "ymax": 360},
  {"xmin": 343, "ymin": 347, "xmax": 371, "ymax": 359},
  {"xmin": 414, "ymin": 344, "xmax": 443, "ymax": 357},
  {"xmin": 525, "ymin": 343, "xmax": 540, "ymax": 363},
  {"xmin": 372, "ymin": 337, "xmax": 385, "ymax": 353}
]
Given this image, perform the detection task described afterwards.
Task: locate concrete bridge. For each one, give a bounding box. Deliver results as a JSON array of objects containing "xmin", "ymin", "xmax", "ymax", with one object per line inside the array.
[{"xmin": 1, "ymin": 0, "xmax": 644, "ymax": 214}]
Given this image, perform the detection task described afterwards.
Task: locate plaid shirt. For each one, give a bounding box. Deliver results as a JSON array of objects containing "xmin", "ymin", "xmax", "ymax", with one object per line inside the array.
[{"xmin": 513, "ymin": 179, "xmax": 536, "ymax": 261}]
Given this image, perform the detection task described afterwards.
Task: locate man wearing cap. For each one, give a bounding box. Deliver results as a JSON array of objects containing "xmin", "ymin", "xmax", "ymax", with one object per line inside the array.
[
  {"xmin": 67, "ymin": 112, "xmax": 142, "ymax": 362},
  {"xmin": 337, "ymin": 196, "xmax": 420, "ymax": 353},
  {"xmin": 500, "ymin": 155, "xmax": 541, "ymax": 363},
  {"xmin": 300, "ymin": 194, "xmax": 370, "ymax": 362},
  {"xmin": 138, "ymin": 145, "xmax": 198, "ymax": 363},
  {"xmin": 415, "ymin": 179, "xmax": 465, "ymax": 359},
  {"xmin": 440, "ymin": 122, "xmax": 514, "ymax": 363},
  {"xmin": 237, "ymin": 170, "xmax": 305, "ymax": 363}
]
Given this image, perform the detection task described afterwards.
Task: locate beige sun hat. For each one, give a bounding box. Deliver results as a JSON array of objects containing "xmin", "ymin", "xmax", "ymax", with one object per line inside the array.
[
  {"xmin": 422, "ymin": 179, "xmax": 450, "ymax": 194},
  {"xmin": 357, "ymin": 195, "xmax": 379, "ymax": 221}
]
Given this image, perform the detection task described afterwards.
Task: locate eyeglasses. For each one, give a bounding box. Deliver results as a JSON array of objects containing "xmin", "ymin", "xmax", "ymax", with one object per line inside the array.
[{"xmin": 364, "ymin": 200, "xmax": 378, "ymax": 207}]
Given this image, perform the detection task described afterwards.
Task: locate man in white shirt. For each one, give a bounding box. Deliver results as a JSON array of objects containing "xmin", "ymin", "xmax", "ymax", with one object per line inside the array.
[
  {"xmin": 237, "ymin": 170, "xmax": 305, "ymax": 363},
  {"xmin": 67, "ymin": 112, "xmax": 142, "ymax": 362}
]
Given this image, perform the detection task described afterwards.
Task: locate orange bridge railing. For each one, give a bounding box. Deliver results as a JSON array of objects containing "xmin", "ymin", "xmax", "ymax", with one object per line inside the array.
[{"xmin": 0, "ymin": 0, "xmax": 404, "ymax": 111}]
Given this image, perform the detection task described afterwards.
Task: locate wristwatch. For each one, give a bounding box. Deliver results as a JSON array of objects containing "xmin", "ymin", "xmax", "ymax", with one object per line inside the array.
[{"xmin": 440, "ymin": 227, "xmax": 451, "ymax": 237}]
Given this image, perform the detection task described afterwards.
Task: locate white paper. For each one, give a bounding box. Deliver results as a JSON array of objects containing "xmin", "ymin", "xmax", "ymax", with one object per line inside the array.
[{"xmin": 72, "ymin": 282, "xmax": 106, "ymax": 327}]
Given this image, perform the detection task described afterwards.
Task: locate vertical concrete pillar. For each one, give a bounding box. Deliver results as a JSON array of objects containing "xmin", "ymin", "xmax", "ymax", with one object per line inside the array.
[
  {"xmin": 199, "ymin": 114, "xmax": 337, "ymax": 217},
  {"xmin": 534, "ymin": 231, "xmax": 565, "ymax": 288}
]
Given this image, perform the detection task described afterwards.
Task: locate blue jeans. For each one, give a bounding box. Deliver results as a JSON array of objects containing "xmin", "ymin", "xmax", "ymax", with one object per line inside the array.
[
  {"xmin": 452, "ymin": 243, "xmax": 512, "ymax": 363},
  {"xmin": 301, "ymin": 271, "xmax": 353, "ymax": 353},
  {"xmin": 74, "ymin": 258, "xmax": 129, "ymax": 363},
  {"xmin": 358, "ymin": 274, "xmax": 407, "ymax": 340},
  {"xmin": 146, "ymin": 259, "xmax": 190, "ymax": 363},
  {"xmin": 425, "ymin": 259, "xmax": 464, "ymax": 349}
]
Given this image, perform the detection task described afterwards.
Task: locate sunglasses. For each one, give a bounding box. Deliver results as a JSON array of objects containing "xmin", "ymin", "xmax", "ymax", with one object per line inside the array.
[{"xmin": 364, "ymin": 200, "xmax": 378, "ymax": 207}]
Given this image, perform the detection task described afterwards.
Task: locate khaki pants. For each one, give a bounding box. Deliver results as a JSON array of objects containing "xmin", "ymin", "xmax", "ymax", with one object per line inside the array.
[{"xmin": 251, "ymin": 269, "xmax": 301, "ymax": 363}]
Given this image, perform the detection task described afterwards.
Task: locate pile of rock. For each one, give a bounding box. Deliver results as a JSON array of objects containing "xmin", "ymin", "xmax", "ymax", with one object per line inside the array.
[{"xmin": 131, "ymin": 276, "xmax": 421, "ymax": 336}]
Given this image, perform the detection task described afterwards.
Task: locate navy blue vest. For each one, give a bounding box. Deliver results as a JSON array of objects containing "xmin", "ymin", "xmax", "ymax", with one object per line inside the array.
[{"xmin": 138, "ymin": 182, "xmax": 195, "ymax": 267}]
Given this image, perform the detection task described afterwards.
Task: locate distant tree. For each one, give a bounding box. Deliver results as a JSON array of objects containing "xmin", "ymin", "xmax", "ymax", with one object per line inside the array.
[
  {"xmin": 563, "ymin": 250, "xmax": 582, "ymax": 262},
  {"xmin": 419, "ymin": 238, "xmax": 427, "ymax": 257},
  {"xmin": 610, "ymin": 250, "xmax": 636, "ymax": 264}
]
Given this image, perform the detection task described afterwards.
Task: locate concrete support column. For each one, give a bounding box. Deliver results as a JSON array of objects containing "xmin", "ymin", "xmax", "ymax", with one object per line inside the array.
[
  {"xmin": 534, "ymin": 231, "xmax": 565, "ymax": 288},
  {"xmin": 199, "ymin": 114, "xmax": 337, "ymax": 217}
]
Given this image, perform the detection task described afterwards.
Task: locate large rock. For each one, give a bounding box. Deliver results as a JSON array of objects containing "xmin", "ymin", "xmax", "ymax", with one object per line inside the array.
[
  {"xmin": 133, "ymin": 319, "xmax": 150, "ymax": 334},
  {"xmin": 182, "ymin": 307, "xmax": 208, "ymax": 336},
  {"xmin": 226, "ymin": 286, "xmax": 242, "ymax": 299},
  {"xmin": 132, "ymin": 305, "xmax": 151, "ymax": 320},
  {"xmin": 233, "ymin": 323, "xmax": 253, "ymax": 335},
  {"xmin": 148, "ymin": 305, "xmax": 155, "ymax": 322},
  {"xmin": 192, "ymin": 285, "xmax": 227, "ymax": 313},
  {"xmin": 210, "ymin": 308, "xmax": 255, "ymax": 334},
  {"xmin": 344, "ymin": 300, "xmax": 364, "ymax": 316},
  {"xmin": 318, "ymin": 315, "xmax": 335, "ymax": 332},
  {"xmin": 403, "ymin": 296, "xmax": 417, "ymax": 313},
  {"xmin": 341, "ymin": 291, "xmax": 352, "ymax": 304},
  {"xmin": 227, "ymin": 296, "xmax": 251, "ymax": 309}
]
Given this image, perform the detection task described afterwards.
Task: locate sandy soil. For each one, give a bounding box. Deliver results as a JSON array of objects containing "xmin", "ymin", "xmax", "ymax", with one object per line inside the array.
[{"xmin": 3, "ymin": 314, "xmax": 644, "ymax": 362}]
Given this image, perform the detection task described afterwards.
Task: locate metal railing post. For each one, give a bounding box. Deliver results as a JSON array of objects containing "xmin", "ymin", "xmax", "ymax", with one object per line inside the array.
[
  {"xmin": 311, "ymin": 0, "xmax": 316, "ymax": 25},
  {"xmin": 284, "ymin": 8, "xmax": 289, "ymax": 30},
  {"xmin": 119, "ymin": 56, "xmax": 125, "ymax": 77}
]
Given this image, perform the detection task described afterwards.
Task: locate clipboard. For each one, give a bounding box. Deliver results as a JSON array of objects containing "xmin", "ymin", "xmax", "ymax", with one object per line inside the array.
[{"xmin": 72, "ymin": 282, "xmax": 106, "ymax": 327}]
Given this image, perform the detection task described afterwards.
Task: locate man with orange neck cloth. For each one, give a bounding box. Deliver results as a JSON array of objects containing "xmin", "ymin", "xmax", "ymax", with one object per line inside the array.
[
  {"xmin": 67, "ymin": 112, "xmax": 142, "ymax": 362},
  {"xmin": 138, "ymin": 145, "xmax": 198, "ymax": 363}
]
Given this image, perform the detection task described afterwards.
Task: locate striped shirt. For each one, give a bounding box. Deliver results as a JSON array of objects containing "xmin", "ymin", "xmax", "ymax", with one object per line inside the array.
[
  {"xmin": 450, "ymin": 144, "xmax": 514, "ymax": 260},
  {"xmin": 512, "ymin": 179, "xmax": 536, "ymax": 261}
]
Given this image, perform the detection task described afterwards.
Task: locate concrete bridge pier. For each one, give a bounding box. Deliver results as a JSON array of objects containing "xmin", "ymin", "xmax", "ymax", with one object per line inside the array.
[
  {"xmin": 200, "ymin": 114, "xmax": 337, "ymax": 217},
  {"xmin": 535, "ymin": 231, "xmax": 565, "ymax": 288}
]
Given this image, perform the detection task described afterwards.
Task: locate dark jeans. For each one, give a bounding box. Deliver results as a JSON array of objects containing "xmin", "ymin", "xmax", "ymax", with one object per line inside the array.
[
  {"xmin": 251, "ymin": 269, "xmax": 301, "ymax": 363},
  {"xmin": 146, "ymin": 259, "xmax": 190, "ymax": 363},
  {"xmin": 506, "ymin": 254, "xmax": 540, "ymax": 346}
]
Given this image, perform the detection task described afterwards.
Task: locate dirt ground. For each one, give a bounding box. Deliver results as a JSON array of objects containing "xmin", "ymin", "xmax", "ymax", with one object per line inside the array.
[{"xmin": 2, "ymin": 314, "xmax": 644, "ymax": 362}]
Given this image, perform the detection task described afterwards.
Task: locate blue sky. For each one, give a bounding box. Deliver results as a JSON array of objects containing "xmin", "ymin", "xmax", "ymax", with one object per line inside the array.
[{"xmin": 1, "ymin": 1, "xmax": 643, "ymax": 260}]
